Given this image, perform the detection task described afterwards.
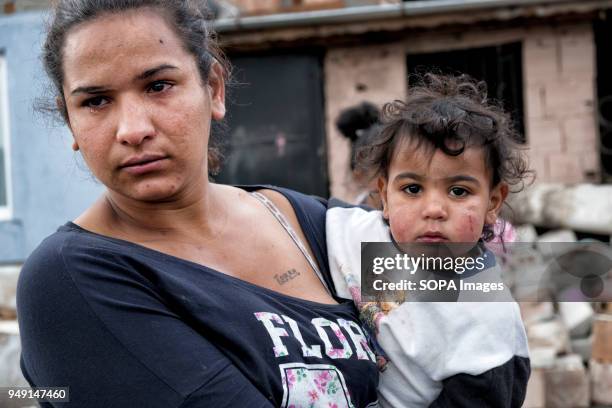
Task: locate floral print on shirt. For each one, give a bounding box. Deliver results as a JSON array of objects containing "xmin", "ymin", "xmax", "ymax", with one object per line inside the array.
[{"xmin": 280, "ymin": 363, "xmax": 355, "ymax": 408}]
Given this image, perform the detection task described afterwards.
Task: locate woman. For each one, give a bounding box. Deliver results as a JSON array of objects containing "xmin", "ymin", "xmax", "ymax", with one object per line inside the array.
[{"xmin": 16, "ymin": 1, "xmax": 378, "ymax": 406}]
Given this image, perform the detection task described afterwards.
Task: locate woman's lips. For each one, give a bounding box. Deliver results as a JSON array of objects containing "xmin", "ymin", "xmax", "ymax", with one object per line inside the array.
[{"xmin": 120, "ymin": 155, "xmax": 168, "ymax": 175}]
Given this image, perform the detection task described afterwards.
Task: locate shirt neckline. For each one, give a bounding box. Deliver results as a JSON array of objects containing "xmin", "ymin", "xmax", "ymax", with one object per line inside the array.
[{"xmin": 61, "ymin": 186, "xmax": 352, "ymax": 311}]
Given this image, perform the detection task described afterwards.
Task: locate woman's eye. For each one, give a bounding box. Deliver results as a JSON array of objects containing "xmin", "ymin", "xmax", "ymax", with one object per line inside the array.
[
  {"xmin": 82, "ymin": 96, "xmax": 109, "ymax": 109},
  {"xmin": 147, "ymin": 81, "xmax": 172, "ymax": 93},
  {"xmin": 450, "ymin": 187, "xmax": 469, "ymax": 197},
  {"xmin": 403, "ymin": 184, "xmax": 422, "ymax": 195}
]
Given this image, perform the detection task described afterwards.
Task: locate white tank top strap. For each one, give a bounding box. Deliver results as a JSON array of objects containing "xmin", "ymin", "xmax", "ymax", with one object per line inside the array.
[{"xmin": 250, "ymin": 191, "xmax": 332, "ymax": 295}]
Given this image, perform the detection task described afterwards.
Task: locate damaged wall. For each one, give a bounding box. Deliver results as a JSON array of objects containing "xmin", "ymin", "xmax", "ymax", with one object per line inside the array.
[
  {"xmin": 324, "ymin": 21, "xmax": 600, "ymax": 200},
  {"xmin": 325, "ymin": 43, "xmax": 406, "ymax": 201}
]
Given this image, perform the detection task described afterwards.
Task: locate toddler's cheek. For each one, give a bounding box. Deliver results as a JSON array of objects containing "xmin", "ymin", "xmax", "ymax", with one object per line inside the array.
[
  {"xmin": 454, "ymin": 212, "xmax": 485, "ymax": 242},
  {"xmin": 388, "ymin": 209, "xmax": 415, "ymax": 243}
]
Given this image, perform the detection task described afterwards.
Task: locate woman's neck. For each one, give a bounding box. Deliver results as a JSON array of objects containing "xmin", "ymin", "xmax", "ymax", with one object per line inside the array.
[{"xmin": 76, "ymin": 181, "xmax": 229, "ymax": 241}]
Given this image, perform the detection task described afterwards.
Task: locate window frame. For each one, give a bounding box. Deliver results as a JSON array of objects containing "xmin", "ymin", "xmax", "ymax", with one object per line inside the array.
[{"xmin": 0, "ymin": 55, "xmax": 13, "ymax": 220}]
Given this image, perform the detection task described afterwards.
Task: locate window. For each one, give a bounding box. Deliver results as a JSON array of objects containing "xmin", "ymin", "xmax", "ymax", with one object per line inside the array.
[
  {"xmin": 0, "ymin": 55, "xmax": 12, "ymax": 219},
  {"xmin": 217, "ymin": 51, "xmax": 328, "ymax": 197},
  {"xmin": 407, "ymin": 42, "xmax": 525, "ymax": 142},
  {"xmin": 595, "ymin": 12, "xmax": 612, "ymax": 182}
]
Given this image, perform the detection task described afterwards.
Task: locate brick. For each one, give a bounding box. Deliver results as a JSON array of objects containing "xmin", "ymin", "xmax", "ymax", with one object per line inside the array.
[
  {"xmin": 523, "ymin": 29, "xmax": 559, "ymax": 86},
  {"xmin": 526, "ymin": 118, "xmax": 563, "ymax": 153},
  {"xmin": 590, "ymin": 359, "xmax": 612, "ymax": 405},
  {"xmin": 525, "ymin": 84, "xmax": 547, "ymax": 120},
  {"xmin": 563, "ymin": 115, "xmax": 598, "ymax": 154},
  {"xmin": 519, "ymin": 301, "xmax": 555, "ymax": 326},
  {"xmin": 0, "ymin": 323, "xmax": 30, "ymax": 408},
  {"xmin": 301, "ymin": 0, "xmax": 341, "ymax": 5},
  {"xmin": 544, "ymin": 78, "xmax": 595, "ymax": 117},
  {"xmin": 593, "ymin": 314, "xmax": 612, "ymax": 363},
  {"xmin": 523, "ymin": 368, "xmax": 546, "ymax": 408},
  {"xmin": 0, "ymin": 265, "xmax": 19, "ymax": 318},
  {"xmin": 527, "ymin": 318, "xmax": 571, "ymax": 355},
  {"xmin": 548, "ymin": 153, "xmax": 583, "ymax": 184},
  {"xmin": 233, "ymin": 0, "xmax": 282, "ymax": 14},
  {"xmin": 559, "ymin": 25, "xmax": 594, "ymax": 76},
  {"xmin": 544, "ymin": 354, "xmax": 589, "ymax": 408},
  {"xmin": 579, "ymin": 151, "xmax": 601, "ymax": 182}
]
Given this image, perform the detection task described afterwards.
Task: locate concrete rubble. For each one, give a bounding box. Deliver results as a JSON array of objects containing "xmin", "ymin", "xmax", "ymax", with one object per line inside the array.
[
  {"xmin": 0, "ymin": 320, "xmax": 32, "ymax": 408},
  {"xmin": 508, "ymin": 183, "xmax": 612, "ymax": 407},
  {"xmin": 508, "ymin": 184, "xmax": 612, "ymax": 236},
  {"xmin": 512, "ymin": 230, "xmax": 612, "ymax": 407}
]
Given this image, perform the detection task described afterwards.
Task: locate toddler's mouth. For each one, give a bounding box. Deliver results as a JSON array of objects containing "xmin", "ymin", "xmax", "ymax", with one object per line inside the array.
[{"xmin": 415, "ymin": 232, "xmax": 449, "ymax": 243}]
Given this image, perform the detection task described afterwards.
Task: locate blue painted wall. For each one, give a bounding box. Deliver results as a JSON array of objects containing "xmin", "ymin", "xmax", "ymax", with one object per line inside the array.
[{"xmin": 0, "ymin": 11, "xmax": 103, "ymax": 263}]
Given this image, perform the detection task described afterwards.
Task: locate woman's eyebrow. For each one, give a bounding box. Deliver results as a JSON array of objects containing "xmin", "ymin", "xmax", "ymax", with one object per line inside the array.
[
  {"xmin": 71, "ymin": 86, "xmax": 109, "ymax": 95},
  {"xmin": 135, "ymin": 64, "xmax": 179, "ymax": 81},
  {"xmin": 70, "ymin": 64, "xmax": 179, "ymax": 95}
]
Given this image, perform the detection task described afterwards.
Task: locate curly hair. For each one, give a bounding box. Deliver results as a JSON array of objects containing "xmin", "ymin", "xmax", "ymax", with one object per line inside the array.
[
  {"xmin": 356, "ymin": 73, "xmax": 533, "ymax": 241},
  {"xmin": 357, "ymin": 73, "xmax": 531, "ymax": 190}
]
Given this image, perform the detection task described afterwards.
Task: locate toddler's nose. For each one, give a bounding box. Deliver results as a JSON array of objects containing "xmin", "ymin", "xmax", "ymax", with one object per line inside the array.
[{"xmin": 421, "ymin": 197, "xmax": 448, "ymax": 220}]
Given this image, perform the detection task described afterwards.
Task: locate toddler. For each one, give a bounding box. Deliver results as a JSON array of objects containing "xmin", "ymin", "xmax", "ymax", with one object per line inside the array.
[{"xmin": 327, "ymin": 74, "xmax": 531, "ymax": 407}]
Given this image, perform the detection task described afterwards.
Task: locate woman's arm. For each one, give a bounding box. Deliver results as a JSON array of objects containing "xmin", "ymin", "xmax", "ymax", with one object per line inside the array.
[{"xmin": 17, "ymin": 233, "xmax": 273, "ymax": 408}]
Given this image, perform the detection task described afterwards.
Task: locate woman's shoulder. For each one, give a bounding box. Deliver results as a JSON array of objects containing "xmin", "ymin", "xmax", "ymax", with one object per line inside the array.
[
  {"xmin": 22, "ymin": 222, "xmax": 125, "ymax": 269},
  {"xmin": 18, "ymin": 222, "xmax": 148, "ymax": 303},
  {"xmin": 21, "ymin": 223, "xmax": 87, "ymax": 273},
  {"xmin": 234, "ymin": 184, "xmax": 328, "ymax": 245},
  {"xmin": 234, "ymin": 184, "xmax": 327, "ymax": 219}
]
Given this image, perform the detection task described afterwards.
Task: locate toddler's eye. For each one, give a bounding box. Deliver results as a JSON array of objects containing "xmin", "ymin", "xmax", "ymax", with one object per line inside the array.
[
  {"xmin": 147, "ymin": 81, "xmax": 173, "ymax": 93},
  {"xmin": 403, "ymin": 184, "xmax": 421, "ymax": 195},
  {"xmin": 450, "ymin": 187, "xmax": 469, "ymax": 197}
]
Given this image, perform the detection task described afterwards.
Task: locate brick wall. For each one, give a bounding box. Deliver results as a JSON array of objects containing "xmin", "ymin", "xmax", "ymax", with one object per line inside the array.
[
  {"xmin": 523, "ymin": 24, "xmax": 599, "ymax": 184},
  {"xmin": 325, "ymin": 44, "xmax": 407, "ymax": 202},
  {"xmin": 325, "ymin": 22, "xmax": 599, "ymax": 201}
]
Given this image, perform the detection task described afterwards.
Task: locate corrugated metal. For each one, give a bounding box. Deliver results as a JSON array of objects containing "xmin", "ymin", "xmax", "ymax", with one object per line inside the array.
[{"xmin": 214, "ymin": 0, "xmax": 603, "ymax": 32}]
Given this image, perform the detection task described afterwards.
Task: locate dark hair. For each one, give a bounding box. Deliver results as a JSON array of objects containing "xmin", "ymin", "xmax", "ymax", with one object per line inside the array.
[
  {"xmin": 335, "ymin": 101, "xmax": 381, "ymax": 171},
  {"xmin": 356, "ymin": 73, "xmax": 533, "ymax": 240},
  {"xmin": 42, "ymin": 0, "xmax": 230, "ymax": 174}
]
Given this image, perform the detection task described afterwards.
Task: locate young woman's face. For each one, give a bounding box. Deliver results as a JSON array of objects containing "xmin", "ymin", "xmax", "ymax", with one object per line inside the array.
[
  {"xmin": 378, "ymin": 140, "xmax": 507, "ymax": 244},
  {"xmin": 62, "ymin": 9, "xmax": 225, "ymax": 203}
]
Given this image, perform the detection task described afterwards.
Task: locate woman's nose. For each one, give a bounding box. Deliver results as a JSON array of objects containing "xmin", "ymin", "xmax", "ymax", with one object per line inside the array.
[{"xmin": 115, "ymin": 98, "xmax": 155, "ymax": 145}]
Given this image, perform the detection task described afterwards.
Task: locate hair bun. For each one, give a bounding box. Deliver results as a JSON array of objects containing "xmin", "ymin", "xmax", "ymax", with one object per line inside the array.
[{"xmin": 336, "ymin": 102, "xmax": 380, "ymax": 141}]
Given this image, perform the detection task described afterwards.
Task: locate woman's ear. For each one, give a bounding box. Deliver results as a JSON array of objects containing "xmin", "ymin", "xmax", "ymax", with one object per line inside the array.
[
  {"xmin": 377, "ymin": 176, "xmax": 389, "ymax": 220},
  {"xmin": 486, "ymin": 183, "xmax": 509, "ymax": 225},
  {"xmin": 208, "ymin": 61, "xmax": 226, "ymax": 121}
]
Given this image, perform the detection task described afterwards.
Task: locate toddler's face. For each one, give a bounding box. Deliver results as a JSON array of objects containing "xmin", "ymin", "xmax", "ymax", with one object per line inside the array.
[{"xmin": 378, "ymin": 140, "xmax": 507, "ymax": 244}]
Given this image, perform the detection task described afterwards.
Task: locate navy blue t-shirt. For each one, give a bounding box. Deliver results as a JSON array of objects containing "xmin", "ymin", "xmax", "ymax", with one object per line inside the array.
[{"xmin": 17, "ymin": 186, "xmax": 379, "ymax": 407}]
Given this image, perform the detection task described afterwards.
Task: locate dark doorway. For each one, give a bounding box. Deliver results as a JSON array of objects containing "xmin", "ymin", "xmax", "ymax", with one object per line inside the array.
[
  {"xmin": 216, "ymin": 52, "xmax": 328, "ymax": 197},
  {"xmin": 595, "ymin": 12, "xmax": 612, "ymax": 182},
  {"xmin": 407, "ymin": 42, "xmax": 525, "ymax": 141}
]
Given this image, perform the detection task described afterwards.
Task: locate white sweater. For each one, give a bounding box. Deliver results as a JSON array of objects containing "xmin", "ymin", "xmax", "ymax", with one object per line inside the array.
[{"xmin": 326, "ymin": 206, "xmax": 530, "ymax": 407}]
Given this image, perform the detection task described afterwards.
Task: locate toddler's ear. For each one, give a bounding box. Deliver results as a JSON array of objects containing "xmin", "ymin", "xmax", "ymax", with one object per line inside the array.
[
  {"xmin": 486, "ymin": 183, "xmax": 509, "ymax": 225},
  {"xmin": 377, "ymin": 177, "xmax": 389, "ymax": 220}
]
